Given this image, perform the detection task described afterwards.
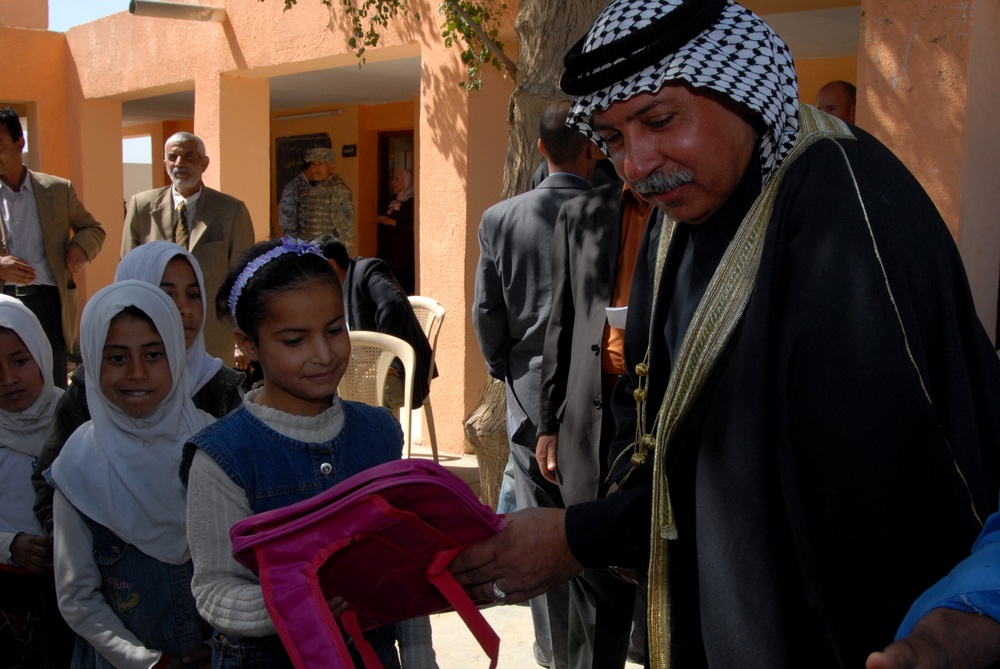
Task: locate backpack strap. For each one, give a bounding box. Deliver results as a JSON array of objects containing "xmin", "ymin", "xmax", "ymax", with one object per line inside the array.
[
  {"xmin": 428, "ymin": 549, "xmax": 500, "ymax": 669},
  {"xmin": 339, "ymin": 610, "xmax": 385, "ymax": 669}
]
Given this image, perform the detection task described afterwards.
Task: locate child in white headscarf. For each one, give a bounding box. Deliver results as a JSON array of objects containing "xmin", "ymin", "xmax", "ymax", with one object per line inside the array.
[
  {"xmin": 32, "ymin": 241, "xmax": 243, "ymax": 535},
  {"xmin": 48, "ymin": 281, "xmax": 214, "ymax": 668},
  {"xmin": 0, "ymin": 295, "xmax": 73, "ymax": 666}
]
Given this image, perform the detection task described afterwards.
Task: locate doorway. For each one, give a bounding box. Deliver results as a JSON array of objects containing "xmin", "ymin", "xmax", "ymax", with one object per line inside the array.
[{"xmin": 376, "ymin": 131, "xmax": 415, "ymax": 294}]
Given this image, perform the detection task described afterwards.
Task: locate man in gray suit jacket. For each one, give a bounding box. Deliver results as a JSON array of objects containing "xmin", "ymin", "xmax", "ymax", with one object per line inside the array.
[
  {"xmin": 0, "ymin": 107, "xmax": 106, "ymax": 388},
  {"xmin": 472, "ymin": 100, "xmax": 598, "ymax": 669},
  {"xmin": 122, "ymin": 132, "xmax": 254, "ymax": 364}
]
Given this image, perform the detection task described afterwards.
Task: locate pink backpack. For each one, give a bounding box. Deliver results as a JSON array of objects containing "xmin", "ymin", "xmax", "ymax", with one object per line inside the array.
[{"xmin": 230, "ymin": 459, "xmax": 506, "ymax": 669}]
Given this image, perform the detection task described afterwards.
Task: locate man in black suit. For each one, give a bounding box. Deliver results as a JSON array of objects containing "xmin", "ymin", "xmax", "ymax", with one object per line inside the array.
[
  {"xmin": 317, "ymin": 235, "xmax": 433, "ymax": 409},
  {"xmin": 537, "ymin": 179, "xmax": 652, "ymax": 668},
  {"xmin": 472, "ymin": 100, "xmax": 599, "ymax": 669}
]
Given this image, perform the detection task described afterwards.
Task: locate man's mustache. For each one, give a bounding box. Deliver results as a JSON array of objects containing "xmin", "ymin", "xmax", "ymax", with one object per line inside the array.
[{"xmin": 632, "ymin": 169, "xmax": 694, "ymax": 195}]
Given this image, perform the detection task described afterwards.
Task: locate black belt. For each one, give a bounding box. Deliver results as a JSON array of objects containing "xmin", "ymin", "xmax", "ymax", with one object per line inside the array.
[{"xmin": 2, "ymin": 284, "xmax": 55, "ymax": 297}]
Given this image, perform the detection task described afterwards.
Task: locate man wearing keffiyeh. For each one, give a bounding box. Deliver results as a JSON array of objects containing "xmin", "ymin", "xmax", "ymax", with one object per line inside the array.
[{"xmin": 452, "ymin": 1, "xmax": 1000, "ymax": 668}]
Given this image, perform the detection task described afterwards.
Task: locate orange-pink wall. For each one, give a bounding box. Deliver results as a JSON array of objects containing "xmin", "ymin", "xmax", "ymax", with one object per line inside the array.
[
  {"xmin": 0, "ymin": 0, "xmax": 46, "ymax": 29},
  {"xmin": 357, "ymin": 100, "xmax": 418, "ymax": 257},
  {"xmin": 858, "ymin": 0, "xmax": 1000, "ymax": 338},
  {"xmin": 858, "ymin": 0, "xmax": 968, "ymax": 233},
  {"xmin": 955, "ymin": 0, "xmax": 1000, "ymax": 339}
]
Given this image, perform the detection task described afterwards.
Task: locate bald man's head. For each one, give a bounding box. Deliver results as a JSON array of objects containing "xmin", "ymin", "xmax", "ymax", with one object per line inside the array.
[{"xmin": 816, "ymin": 80, "xmax": 857, "ymax": 124}]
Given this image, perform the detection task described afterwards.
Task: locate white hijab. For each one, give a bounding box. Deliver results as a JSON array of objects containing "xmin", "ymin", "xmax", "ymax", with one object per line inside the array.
[
  {"xmin": 0, "ymin": 295, "xmax": 63, "ymax": 457},
  {"xmin": 386, "ymin": 168, "xmax": 415, "ymax": 214},
  {"xmin": 49, "ymin": 281, "xmax": 213, "ymax": 564},
  {"xmin": 115, "ymin": 240, "xmax": 223, "ymax": 394}
]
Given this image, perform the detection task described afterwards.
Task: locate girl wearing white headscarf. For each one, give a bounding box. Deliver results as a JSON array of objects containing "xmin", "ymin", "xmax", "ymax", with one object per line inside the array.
[
  {"xmin": 115, "ymin": 240, "xmax": 223, "ymax": 395},
  {"xmin": 0, "ymin": 295, "xmax": 73, "ymax": 665},
  {"xmin": 49, "ymin": 281, "xmax": 214, "ymax": 669},
  {"xmin": 32, "ymin": 241, "xmax": 243, "ymax": 536}
]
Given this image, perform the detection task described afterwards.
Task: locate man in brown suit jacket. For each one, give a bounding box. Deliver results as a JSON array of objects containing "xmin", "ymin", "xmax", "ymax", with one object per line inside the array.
[
  {"xmin": 0, "ymin": 107, "xmax": 106, "ymax": 387},
  {"xmin": 122, "ymin": 132, "xmax": 255, "ymax": 364}
]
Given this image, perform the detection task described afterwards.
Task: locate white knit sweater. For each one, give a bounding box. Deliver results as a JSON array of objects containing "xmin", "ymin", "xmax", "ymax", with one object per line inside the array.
[{"xmin": 186, "ymin": 391, "xmax": 344, "ymax": 636}]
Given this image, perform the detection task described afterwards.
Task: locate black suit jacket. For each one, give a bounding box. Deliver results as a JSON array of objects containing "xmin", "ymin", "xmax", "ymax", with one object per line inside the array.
[
  {"xmin": 538, "ymin": 182, "xmax": 626, "ymax": 505},
  {"xmin": 472, "ymin": 172, "xmax": 592, "ymax": 446},
  {"xmin": 342, "ymin": 257, "xmax": 434, "ymax": 405}
]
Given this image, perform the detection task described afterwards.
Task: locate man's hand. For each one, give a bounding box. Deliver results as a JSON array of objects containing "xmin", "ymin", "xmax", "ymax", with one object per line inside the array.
[
  {"xmin": 866, "ymin": 607, "xmax": 1000, "ymax": 669},
  {"xmin": 535, "ymin": 433, "xmax": 559, "ymax": 484},
  {"xmin": 10, "ymin": 533, "xmax": 53, "ymax": 574},
  {"xmin": 450, "ymin": 507, "xmax": 582, "ymax": 605},
  {"xmin": 65, "ymin": 242, "xmax": 89, "ymax": 274},
  {"xmin": 0, "ymin": 255, "xmax": 36, "ymax": 284}
]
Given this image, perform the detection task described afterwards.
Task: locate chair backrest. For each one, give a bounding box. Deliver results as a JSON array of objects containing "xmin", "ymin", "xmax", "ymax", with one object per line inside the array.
[
  {"xmin": 407, "ymin": 296, "xmax": 446, "ymax": 384},
  {"xmin": 338, "ymin": 331, "xmax": 415, "ymax": 453}
]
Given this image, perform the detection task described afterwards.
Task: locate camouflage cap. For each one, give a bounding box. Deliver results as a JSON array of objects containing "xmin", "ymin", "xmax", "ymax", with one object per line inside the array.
[{"xmin": 305, "ymin": 147, "xmax": 337, "ymax": 164}]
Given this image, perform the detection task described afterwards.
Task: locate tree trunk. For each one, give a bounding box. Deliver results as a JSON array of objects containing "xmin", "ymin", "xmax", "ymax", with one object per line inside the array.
[
  {"xmin": 501, "ymin": 0, "xmax": 607, "ymax": 198},
  {"xmin": 463, "ymin": 377, "xmax": 510, "ymax": 508},
  {"xmin": 465, "ymin": 0, "xmax": 606, "ymax": 505}
]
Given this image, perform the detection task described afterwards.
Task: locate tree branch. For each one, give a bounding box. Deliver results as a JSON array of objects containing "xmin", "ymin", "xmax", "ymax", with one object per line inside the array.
[{"xmin": 446, "ymin": 0, "xmax": 517, "ymax": 79}]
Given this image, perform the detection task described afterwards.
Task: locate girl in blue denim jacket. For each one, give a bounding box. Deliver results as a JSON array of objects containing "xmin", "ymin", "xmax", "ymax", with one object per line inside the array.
[
  {"xmin": 182, "ymin": 238, "xmax": 405, "ymax": 669},
  {"xmin": 48, "ymin": 281, "xmax": 214, "ymax": 668},
  {"xmin": 0, "ymin": 296, "xmax": 74, "ymax": 667}
]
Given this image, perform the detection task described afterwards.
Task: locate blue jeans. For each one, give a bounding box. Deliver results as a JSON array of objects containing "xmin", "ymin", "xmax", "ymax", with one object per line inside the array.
[{"xmin": 212, "ymin": 627, "xmax": 401, "ymax": 669}]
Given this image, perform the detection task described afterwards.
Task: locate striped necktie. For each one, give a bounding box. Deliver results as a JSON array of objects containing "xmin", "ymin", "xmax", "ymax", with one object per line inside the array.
[{"xmin": 175, "ymin": 201, "xmax": 189, "ymax": 249}]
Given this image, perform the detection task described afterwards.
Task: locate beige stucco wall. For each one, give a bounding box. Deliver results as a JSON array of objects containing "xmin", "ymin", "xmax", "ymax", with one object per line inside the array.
[{"xmin": 859, "ymin": 0, "xmax": 1000, "ymax": 340}]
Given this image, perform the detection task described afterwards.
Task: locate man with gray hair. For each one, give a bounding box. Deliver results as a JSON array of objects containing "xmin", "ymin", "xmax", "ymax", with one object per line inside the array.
[
  {"xmin": 123, "ymin": 131, "xmax": 255, "ymax": 365},
  {"xmin": 452, "ymin": 1, "xmax": 1000, "ymax": 667},
  {"xmin": 278, "ymin": 146, "xmax": 355, "ymax": 254}
]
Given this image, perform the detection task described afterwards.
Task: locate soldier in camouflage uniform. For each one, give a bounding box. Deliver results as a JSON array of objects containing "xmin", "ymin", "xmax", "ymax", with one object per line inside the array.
[{"xmin": 278, "ymin": 147, "xmax": 355, "ymax": 253}]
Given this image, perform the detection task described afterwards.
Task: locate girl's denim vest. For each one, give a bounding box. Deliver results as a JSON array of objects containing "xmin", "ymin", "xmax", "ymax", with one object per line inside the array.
[
  {"xmin": 70, "ymin": 518, "xmax": 212, "ymax": 669},
  {"xmin": 182, "ymin": 400, "xmax": 404, "ymax": 669}
]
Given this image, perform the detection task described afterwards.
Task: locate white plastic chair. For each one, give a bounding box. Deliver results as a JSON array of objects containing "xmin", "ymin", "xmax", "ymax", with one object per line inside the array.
[
  {"xmin": 407, "ymin": 295, "xmax": 446, "ymax": 462},
  {"xmin": 338, "ymin": 330, "xmax": 415, "ymax": 457}
]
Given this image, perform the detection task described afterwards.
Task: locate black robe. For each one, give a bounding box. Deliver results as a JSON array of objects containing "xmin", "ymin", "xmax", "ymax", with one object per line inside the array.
[{"xmin": 565, "ymin": 124, "xmax": 1000, "ymax": 667}]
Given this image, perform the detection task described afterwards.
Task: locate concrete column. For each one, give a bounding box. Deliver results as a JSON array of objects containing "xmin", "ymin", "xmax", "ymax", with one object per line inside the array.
[
  {"xmin": 858, "ymin": 0, "xmax": 999, "ymax": 337},
  {"xmin": 195, "ymin": 73, "xmax": 270, "ymax": 242},
  {"xmin": 417, "ymin": 46, "xmax": 514, "ymax": 453},
  {"xmin": 858, "ymin": 0, "xmax": 969, "ymax": 234},
  {"xmin": 956, "ymin": 0, "xmax": 1000, "ymax": 341}
]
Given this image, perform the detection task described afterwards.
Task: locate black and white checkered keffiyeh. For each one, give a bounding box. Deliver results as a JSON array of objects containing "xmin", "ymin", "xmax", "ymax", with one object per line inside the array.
[{"xmin": 563, "ymin": 0, "xmax": 799, "ymax": 185}]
